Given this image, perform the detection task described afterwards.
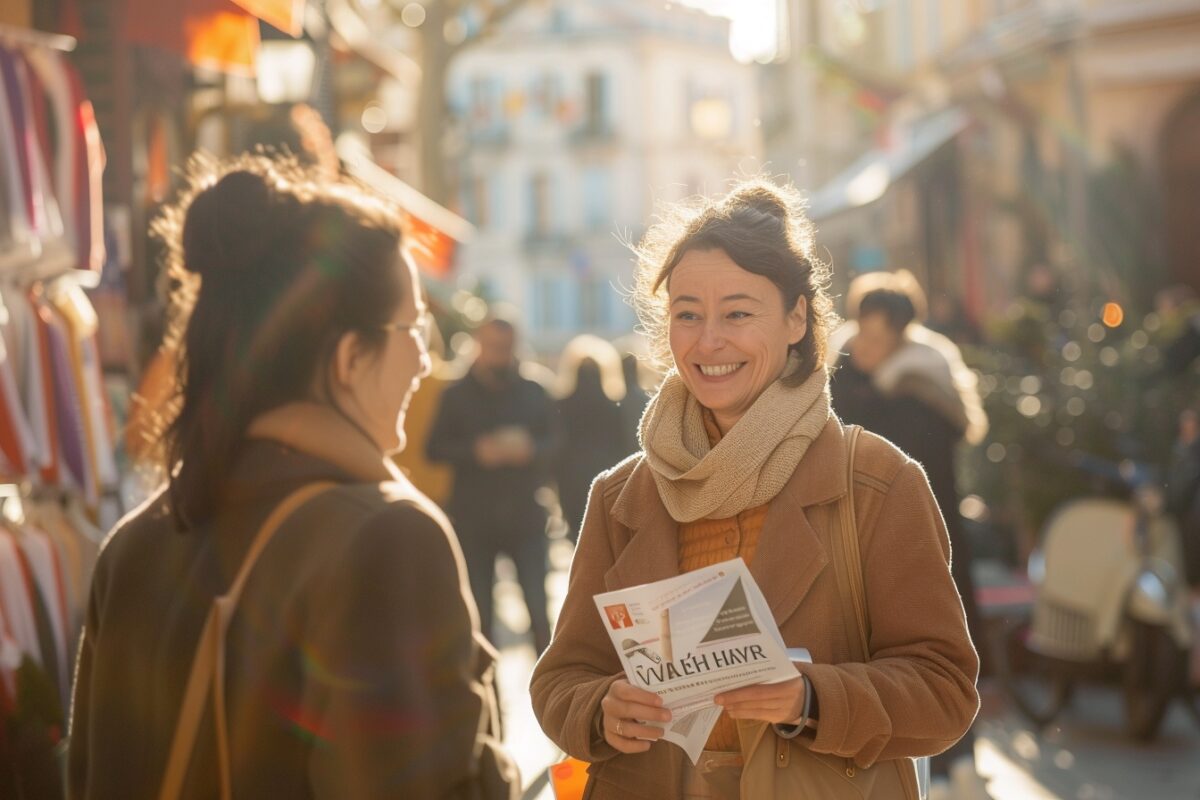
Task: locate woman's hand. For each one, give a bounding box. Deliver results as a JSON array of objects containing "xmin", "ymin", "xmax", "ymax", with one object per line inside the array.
[
  {"xmin": 600, "ymin": 679, "xmax": 672, "ymax": 753},
  {"xmin": 714, "ymin": 676, "xmax": 807, "ymax": 725}
]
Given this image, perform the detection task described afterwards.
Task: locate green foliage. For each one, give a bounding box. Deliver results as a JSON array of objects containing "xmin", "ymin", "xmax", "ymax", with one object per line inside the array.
[{"xmin": 962, "ymin": 296, "xmax": 1200, "ymax": 540}]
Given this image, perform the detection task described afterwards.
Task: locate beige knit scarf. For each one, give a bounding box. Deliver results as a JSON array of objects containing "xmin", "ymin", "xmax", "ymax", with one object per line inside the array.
[{"xmin": 639, "ymin": 357, "xmax": 831, "ymax": 523}]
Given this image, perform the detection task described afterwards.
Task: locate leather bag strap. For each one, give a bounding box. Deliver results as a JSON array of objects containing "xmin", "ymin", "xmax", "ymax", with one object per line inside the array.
[
  {"xmin": 158, "ymin": 482, "xmax": 336, "ymax": 800},
  {"xmin": 836, "ymin": 426, "xmax": 870, "ymax": 662},
  {"xmin": 834, "ymin": 427, "xmax": 924, "ymax": 800}
]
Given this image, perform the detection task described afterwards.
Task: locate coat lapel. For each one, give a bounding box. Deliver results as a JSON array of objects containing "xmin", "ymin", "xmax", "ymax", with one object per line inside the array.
[
  {"xmin": 749, "ymin": 478, "xmax": 829, "ymax": 626},
  {"xmin": 750, "ymin": 418, "xmax": 848, "ymax": 625},
  {"xmin": 604, "ymin": 460, "xmax": 681, "ymax": 591}
]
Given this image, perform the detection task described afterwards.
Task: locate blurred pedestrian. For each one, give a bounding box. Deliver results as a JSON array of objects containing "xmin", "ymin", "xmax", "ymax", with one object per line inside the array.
[
  {"xmin": 427, "ymin": 318, "xmax": 561, "ymax": 653},
  {"xmin": 619, "ymin": 350, "xmax": 652, "ymax": 456},
  {"xmin": 531, "ymin": 180, "xmax": 978, "ymax": 799},
  {"xmin": 1160, "ymin": 285, "xmax": 1200, "ymax": 374},
  {"xmin": 828, "ymin": 271, "xmax": 989, "ymax": 797},
  {"xmin": 1168, "ymin": 408, "xmax": 1200, "ymax": 587},
  {"xmin": 555, "ymin": 335, "xmax": 627, "ymax": 543},
  {"xmin": 69, "ymin": 154, "xmax": 517, "ymax": 799}
]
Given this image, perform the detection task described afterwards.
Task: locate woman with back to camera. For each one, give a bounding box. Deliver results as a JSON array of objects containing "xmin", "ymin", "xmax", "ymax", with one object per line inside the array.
[
  {"xmin": 530, "ymin": 179, "xmax": 979, "ymax": 799},
  {"xmin": 67, "ymin": 154, "xmax": 517, "ymax": 799},
  {"xmin": 555, "ymin": 334, "xmax": 628, "ymax": 542}
]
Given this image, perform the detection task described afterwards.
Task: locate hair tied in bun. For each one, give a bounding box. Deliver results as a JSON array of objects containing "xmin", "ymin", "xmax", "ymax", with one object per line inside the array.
[
  {"xmin": 733, "ymin": 185, "xmax": 791, "ymax": 222},
  {"xmin": 181, "ymin": 170, "xmax": 275, "ymax": 282}
]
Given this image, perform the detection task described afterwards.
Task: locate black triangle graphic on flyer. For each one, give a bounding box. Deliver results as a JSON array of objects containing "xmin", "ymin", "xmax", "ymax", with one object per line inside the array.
[{"xmin": 700, "ymin": 578, "xmax": 759, "ymax": 643}]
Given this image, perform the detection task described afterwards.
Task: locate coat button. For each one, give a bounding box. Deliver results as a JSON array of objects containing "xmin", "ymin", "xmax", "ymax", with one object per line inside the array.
[{"xmin": 725, "ymin": 533, "xmax": 736, "ymax": 546}]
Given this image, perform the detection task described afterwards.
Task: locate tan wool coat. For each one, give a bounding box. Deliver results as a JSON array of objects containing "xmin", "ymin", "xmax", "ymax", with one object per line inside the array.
[{"xmin": 530, "ymin": 417, "xmax": 980, "ymax": 799}]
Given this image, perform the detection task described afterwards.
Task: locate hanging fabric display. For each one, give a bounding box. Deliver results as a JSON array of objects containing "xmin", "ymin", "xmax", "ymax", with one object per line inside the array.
[{"xmin": 0, "ymin": 26, "xmax": 118, "ymax": 797}]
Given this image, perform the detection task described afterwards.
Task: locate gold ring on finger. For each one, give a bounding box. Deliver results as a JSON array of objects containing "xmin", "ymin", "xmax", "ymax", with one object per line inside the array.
[{"xmin": 617, "ymin": 720, "xmax": 624, "ymax": 737}]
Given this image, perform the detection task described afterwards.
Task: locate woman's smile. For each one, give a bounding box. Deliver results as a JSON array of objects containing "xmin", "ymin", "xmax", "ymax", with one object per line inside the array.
[{"xmin": 696, "ymin": 362, "xmax": 747, "ymax": 379}]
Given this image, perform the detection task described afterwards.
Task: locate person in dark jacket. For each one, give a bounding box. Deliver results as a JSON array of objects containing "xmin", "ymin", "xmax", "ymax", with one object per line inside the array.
[
  {"xmin": 1168, "ymin": 408, "xmax": 1200, "ymax": 586},
  {"xmin": 828, "ymin": 274, "xmax": 989, "ymax": 796},
  {"xmin": 68, "ymin": 155, "xmax": 518, "ymax": 799},
  {"xmin": 554, "ymin": 335, "xmax": 628, "ymax": 542},
  {"xmin": 427, "ymin": 318, "xmax": 561, "ymax": 653}
]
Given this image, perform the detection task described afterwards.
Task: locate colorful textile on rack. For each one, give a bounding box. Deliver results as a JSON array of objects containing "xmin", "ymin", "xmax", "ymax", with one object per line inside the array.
[
  {"xmin": 0, "ymin": 525, "xmax": 67, "ymax": 711},
  {"xmin": 0, "ymin": 49, "xmax": 34, "ymax": 232},
  {"xmin": 0, "ymin": 499, "xmax": 101, "ymax": 705},
  {"xmin": 0, "ymin": 291, "xmax": 39, "ymax": 479},
  {"xmin": 22, "ymin": 47, "xmax": 106, "ymax": 273},
  {"xmin": 0, "ymin": 348, "xmax": 36, "ymax": 478},
  {"xmin": 53, "ymin": 283, "xmax": 117, "ymax": 503},
  {"xmin": 0, "ymin": 44, "xmax": 78, "ymax": 276},
  {"xmin": 14, "ymin": 528, "xmax": 70, "ymax": 710},
  {"xmin": 0, "ymin": 521, "xmax": 69, "ymax": 800},
  {"xmin": 32, "ymin": 295, "xmax": 85, "ymax": 496},
  {"xmin": 0, "ymin": 48, "xmax": 33, "ymax": 258},
  {"xmin": 0, "ymin": 286, "xmax": 113, "ymax": 501},
  {"xmin": 0, "ymin": 50, "xmax": 65, "ymax": 247},
  {"xmin": 0, "ymin": 530, "xmax": 40, "ymax": 681},
  {"xmin": 31, "ymin": 500, "xmax": 99, "ymax": 648},
  {"xmin": 0, "ymin": 288, "xmax": 56, "ymax": 482}
]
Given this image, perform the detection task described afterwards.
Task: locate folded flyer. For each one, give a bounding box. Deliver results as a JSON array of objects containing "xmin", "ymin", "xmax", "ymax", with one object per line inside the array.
[{"xmin": 593, "ymin": 558, "xmax": 798, "ymax": 763}]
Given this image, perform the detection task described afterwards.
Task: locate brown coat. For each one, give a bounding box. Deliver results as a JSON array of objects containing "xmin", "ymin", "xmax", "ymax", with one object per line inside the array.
[
  {"xmin": 530, "ymin": 417, "xmax": 979, "ymax": 799},
  {"xmin": 69, "ymin": 404, "xmax": 518, "ymax": 800}
]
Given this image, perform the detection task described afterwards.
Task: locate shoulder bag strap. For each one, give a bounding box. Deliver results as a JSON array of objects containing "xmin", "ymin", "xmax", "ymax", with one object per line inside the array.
[
  {"xmin": 158, "ymin": 482, "xmax": 336, "ymax": 800},
  {"xmin": 835, "ymin": 429, "xmax": 926, "ymax": 800},
  {"xmin": 836, "ymin": 425, "xmax": 870, "ymax": 662}
]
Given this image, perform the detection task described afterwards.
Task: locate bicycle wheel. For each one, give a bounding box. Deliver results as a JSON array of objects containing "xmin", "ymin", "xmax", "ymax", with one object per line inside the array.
[
  {"xmin": 1002, "ymin": 619, "xmax": 1074, "ymax": 728},
  {"xmin": 1123, "ymin": 620, "xmax": 1184, "ymax": 742}
]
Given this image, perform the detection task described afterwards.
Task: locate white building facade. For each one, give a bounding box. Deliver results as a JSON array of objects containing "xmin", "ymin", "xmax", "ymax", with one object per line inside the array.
[{"xmin": 447, "ymin": 0, "xmax": 761, "ymax": 354}]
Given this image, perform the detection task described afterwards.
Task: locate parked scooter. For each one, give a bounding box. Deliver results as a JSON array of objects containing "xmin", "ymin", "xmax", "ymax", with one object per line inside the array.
[{"xmin": 1002, "ymin": 455, "xmax": 1196, "ymax": 741}]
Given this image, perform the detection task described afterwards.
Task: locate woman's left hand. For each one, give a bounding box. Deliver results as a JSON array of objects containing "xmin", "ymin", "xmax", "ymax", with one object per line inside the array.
[{"xmin": 714, "ymin": 676, "xmax": 806, "ymax": 724}]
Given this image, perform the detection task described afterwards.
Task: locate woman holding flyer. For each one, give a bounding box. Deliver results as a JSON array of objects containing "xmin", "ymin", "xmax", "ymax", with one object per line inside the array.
[{"xmin": 530, "ymin": 179, "xmax": 979, "ymax": 799}]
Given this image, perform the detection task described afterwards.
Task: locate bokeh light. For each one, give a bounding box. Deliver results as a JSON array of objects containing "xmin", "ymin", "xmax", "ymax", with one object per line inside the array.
[{"xmin": 1101, "ymin": 302, "xmax": 1124, "ymax": 328}]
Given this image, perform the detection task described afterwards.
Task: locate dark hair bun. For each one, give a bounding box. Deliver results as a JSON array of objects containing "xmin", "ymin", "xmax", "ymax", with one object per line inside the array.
[
  {"xmin": 182, "ymin": 170, "xmax": 276, "ymax": 281},
  {"xmin": 730, "ymin": 184, "xmax": 791, "ymax": 222}
]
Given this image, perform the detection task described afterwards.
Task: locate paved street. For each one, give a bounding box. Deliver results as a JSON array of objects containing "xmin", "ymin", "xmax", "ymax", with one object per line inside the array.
[
  {"xmin": 491, "ymin": 546, "xmax": 1200, "ymax": 800},
  {"xmin": 975, "ymin": 687, "xmax": 1200, "ymax": 800}
]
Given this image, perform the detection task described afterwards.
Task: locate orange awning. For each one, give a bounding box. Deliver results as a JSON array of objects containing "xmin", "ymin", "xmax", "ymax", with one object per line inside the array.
[
  {"xmin": 336, "ymin": 138, "xmax": 475, "ymax": 280},
  {"xmin": 231, "ymin": 0, "xmax": 305, "ymax": 37},
  {"xmin": 402, "ymin": 213, "xmax": 458, "ymax": 280},
  {"xmin": 184, "ymin": 5, "xmax": 259, "ymax": 74},
  {"xmin": 123, "ymin": 0, "xmax": 305, "ymax": 74}
]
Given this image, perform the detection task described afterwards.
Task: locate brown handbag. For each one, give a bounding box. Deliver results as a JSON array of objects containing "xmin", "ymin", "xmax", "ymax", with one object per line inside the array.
[
  {"xmin": 737, "ymin": 426, "xmax": 924, "ymax": 800},
  {"xmin": 157, "ymin": 482, "xmax": 335, "ymax": 800}
]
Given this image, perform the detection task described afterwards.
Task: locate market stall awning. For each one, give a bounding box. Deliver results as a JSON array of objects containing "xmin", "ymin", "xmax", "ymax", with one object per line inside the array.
[
  {"xmin": 337, "ymin": 138, "xmax": 475, "ymax": 280},
  {"xmin": 232, "ymin": 0, "xmax": 305, "ymax": 36},
  {"xmin": 123, "ymin": 0, "xmax": 305, "ymax": 74},
  {"xmin": 806, "ymin": 107, "xmax": 969, "ymax": 221}
]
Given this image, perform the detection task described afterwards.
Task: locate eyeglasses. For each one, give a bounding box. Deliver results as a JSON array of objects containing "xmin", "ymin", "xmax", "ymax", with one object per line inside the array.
[{"xmin": 380, "ymin": 315, "xmax": 435, "ymax": 348}]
